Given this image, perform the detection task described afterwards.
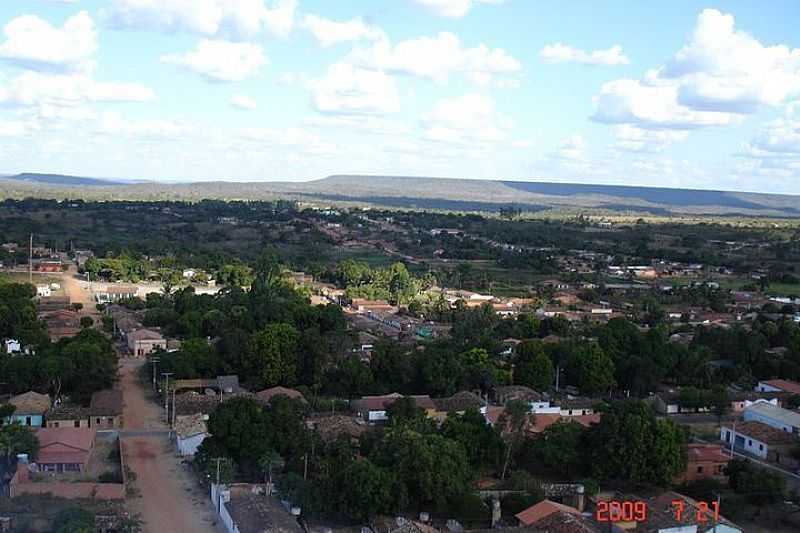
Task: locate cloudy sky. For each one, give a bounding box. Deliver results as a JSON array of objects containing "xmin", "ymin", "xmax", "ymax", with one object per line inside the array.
[{"xmin": 1, "ymin": 1, "xmax": 799, "ymax": 193}]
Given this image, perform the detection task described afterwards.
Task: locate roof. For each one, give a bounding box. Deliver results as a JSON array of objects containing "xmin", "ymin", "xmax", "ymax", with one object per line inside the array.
[
  {"xmin": 744, "ymin": 402, "xmax": 800, "ymax": 428},
  {"xmin": 9, "ymin": 391, "xmax": 51, "ymax": 415},
  {"xmin": 90, "ymin": 389, "xmax": 123, "ymax": 416},
  {"xmin": 306, "ymin": 415, "xmax": 367, "ymax": 442},
  {"xmin": 256, "ymin": 386, "xmax": 306, "ymax": 404},
  {"xmin": 529, "ymin": 510, "xmax": 601, "ymax": 533},
  {"xmin": 127, "ymin": 328, "xmax": 165, "ymax": 341},
  {"xmin": 516, "ymin": 500, "xmax": 581, "ymax": 526},
  {"xmin": 494, "ymin": 385, "xmax": 543, "ymax": 403},
  {"xmin": 725, "ymin": 420, "xmax": 797, "ymax": 445},
  {"xmin": 433, "ymin": 391, "xmax": 483, "ymax": 413},
  {"xmin": 46, "ymin": 405, "xmax": 92, "ymax": 421},
  {"xmin": 225, "ymin": 493, "xmax": 303, "ymax": 533},
  {"xmin": 216, "ymin": 375, "xmax": 241, "ymax": 393},
  {"xmin": 686, "ymin": 443, "xmax": 731, "ymax": 463},
  {"xmin": 175, "ymin": 413, "xmax": 208, "ymax": 439},
  {"xmin": 353, "ymin": 393, "xmax": 403, "ymax": 412},
  {"xmin": 761, "ymin": 379, "xmax": 800, "ymax": 395},
  {"xmin": 174, "ymin": 391, "xmax": 256, "ymax": 416},
  {"xmin": 104, "ymin": 285, "xmax": 138, "ymax": 295},
  {"xmin": 646, "ymin": 491, "xmax": 740, "ymax": 532},
  {"xmin": 36, "ymin": 427, "xmax": 96, "ymax": 451}
]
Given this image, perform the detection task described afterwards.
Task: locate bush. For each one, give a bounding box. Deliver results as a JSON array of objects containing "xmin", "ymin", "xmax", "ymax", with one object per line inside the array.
[
  {"xmin": 53, "ymin": 508, "xmax": 94, "ymax": 533},
  {"xmin": 99, "ymin": 470, "xmax": 123, "ymax": 483},
  {"xmin": 501, "ymin": 492, "xmax": 543, "ymax": 516}
]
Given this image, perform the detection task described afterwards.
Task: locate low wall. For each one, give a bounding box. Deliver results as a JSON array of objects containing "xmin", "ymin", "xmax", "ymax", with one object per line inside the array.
[{"xmin": 10, "ymin": 480, "xmax": 125, "ymax": 500}]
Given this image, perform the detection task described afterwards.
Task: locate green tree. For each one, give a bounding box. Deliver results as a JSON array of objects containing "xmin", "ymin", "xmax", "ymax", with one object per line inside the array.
[
  {"xmin": 584, "ymin": 400, "xmax": 685, "ymax": 485},
  {"xmin": 441, "ymin": 408, "xmax": 505, "ymax": 470},
  {"xmin": 0, "ymin": 422, "xmax": 39, "ymax": 461},
  {"xmin": 258, "ymin": 449, "xmax": 284, "ymax": 494},
  {"xmin": 498, "ymin": 399, "xmax": 529, "ymax": 480},
  {"xmin": 80, "ymin": 316, "xmax": 94, "ymax": 329},
  {"xmin": 532, "ymin": 420, "xmax": 584, "ymax": 476},
  {"xmin": 514, "ymin": 341, "xmax": 553, "ymax": 391},
  {"xmin": 204, "ymin": 397, "xmax": 272, "ymax": 471},
  {"xmin": 247, "ymin": 323, "xmax": 300, "ymax": 387},
  {"xmin": 335, "ymin": 459, "xmax": 403, "ymax": 521},
  {"xmin": 53, "ymin": 508, "xmax": 95, "ymax": 533},
  {"xmin": 569, "ymin": 344, "xmax": 615, "ymax": 395}
]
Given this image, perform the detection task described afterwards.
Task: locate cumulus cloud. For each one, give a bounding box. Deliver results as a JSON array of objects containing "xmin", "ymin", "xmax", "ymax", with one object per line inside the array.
[
  {"xmin": 104, "ymin": 0, "xmax": 296, "ymax": 40},
  {"xmin": 307, "ymin": 62, "xmax": 399, "ymax": 116},
  {"xmin": 739, "ymin": 118, "xmax": 800, "ymax": 179},
  {"xmin": 0, "ymin": 71, "xmax": 155, "ymax": 107},
  {"xmin": 237, "ymin": 126, "xmax": 338, "ymax": 155},
  {"xmin": 95, "ymin": 111, "xmax": 187, "ymax": 139},
  {"xmin": 412, "ymin": 0, "xmax": 504, "ymax": 18},
  {"xmin": 348, "ymin": 31, "xmax": 521, "ymax": 85},
  {"xmin": 592, "ymin": 9, "xmax": 800, "ymax": 131},
  {"xmin": 540, "ymin": 43, "xmax": 629, "ymax": 66},
  {"xmin": 161, "ymin": 39, "xmax": 267, "ymax": 82},
  {"xmin": 230, "ymin": 94, "xmax": 257, "ymax": 110},
  {"xmin": 421, "ymin": 93, "xmax": 511, "ymax": 143},
  {"xmin": 302, "ymin": 14, "xmax": 384, "ymax": 47},
  {"xmin": 0, "ymin": 11, "xmax": 97, "ymax": 72},
  {"xmin": 553, "ymin": 134, "xmax": 586, "ymax": 160},
  {"xmin": 613, "ymin": 124, "xmax": 689, "ymax": 153}
]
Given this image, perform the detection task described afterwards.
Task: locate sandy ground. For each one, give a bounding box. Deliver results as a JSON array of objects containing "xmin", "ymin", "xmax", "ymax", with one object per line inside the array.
[
  {"xmin": 120, "ymin": 360, "xmax": 223, "ymax": 533},
  {"xmin": 60, "ymin": 264, "xmax": 102, "ymax": 326}
]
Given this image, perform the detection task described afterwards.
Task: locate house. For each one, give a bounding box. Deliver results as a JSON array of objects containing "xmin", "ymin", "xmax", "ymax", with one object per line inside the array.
[
  {"xmin": 45, "ymin": 406, "xmax": 92, "ymax": 429},
  {"xmin": 605, "ymin": 491, "xmax": 742, "ymax": 532},
  {"xmin": 6, "ymin": 392, "xmax": 51, "ymax": 427},
  {"xmin": 35, "ymin": 260, "xmax": 62, "ymax": 273},
  {"xmin": 216, "ymin": 375, "xmax": 243, "ymax": 395},
  {"xmin": 94, "ymin": 284, "xmax": 138, "ymax": 303},
  {"xmin": 432, "ymin": 391, "xmax": 486, "ymax": 421},
  {"xmin": 493, "ymin": 385, "xmax": 545, "ymax": 406},
  {"xmin": 743, "ymin": 402, "xmax": 800, "ymax": 434},
  {"xmin": 352, "ymin": 393, "xmax": 436, "ymax": 422},
  {"xmin": 516, "ymin": 499, "xmax": 581, "ymax": 527},
  {"xmin": 729, "ymin": 391, "xmax": 784, "ymax": 412},
  {"xmin": 255, "ymin": 386, "xmax": 306, "ymax": 405},
  {"xmin": 721, "ymin": 421, "xmax": 798, "ymax": 466},
  {"xmin": 675, "ymin": 444, "xmax": 730, "ymax": 483},
  {"xmin": 4, "ymin": 338, "xmax": 21, "ymax": 354},
  {"xmin": 36, "ymin": 285, "xmax": 51, "ymax": 297},
  {"xmin": 127, "ymin": 328, "xmax": 166, "ymax": 357},
  {"xmin": 216, "ymin": 487, "xmax": 302, "ymax": 533},
  {"xmin": 90, "ymin": 390, "xmax": 124, "ymax": 429},
  {"xmin": 527, "ymin": 510, "xmax": 601, "ymax": 532},
  {"xmin": 557, "ymin": 396, "xmax": 597, "ymax": 417},
  {"xmin": 756, "ymin": 379, "xmax": 800, "ymax": 395},
  {"xmin": 175, "ymin": 413, "xmax": 208, "ymax": 457},
  {"xmin": 306, "ymin": 414, "xmax": 367, "ymax": 444},
  {"xmin": 35, "ymin": 427, "xmax": 96, "ymax": 473}
]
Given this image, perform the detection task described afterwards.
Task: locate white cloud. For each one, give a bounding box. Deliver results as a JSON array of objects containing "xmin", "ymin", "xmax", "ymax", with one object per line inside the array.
[
  {"xmin": 230, "ymin": 94, "xmax": 256, "ymax": 110},
  {"xmin": 592, "ymin": 9, "xmax": 800, "ymax": 131},
  {"xmin": 95, "ymin": 111, "xmax": 187, "ymax": 139},
  {"xmin": 307, "ymin": 62, "xmax": 399, "ymax": 116},
  {"xmin": 161, "ymin": 39, "xmax": 267, "ymax": 82},
  {"xmin": 421, "ymin": 93, "xmax": 510, "ymax": 143},
  {"xmin": 0, "ymin": 119, "xmax": 39, "ymax": 137},
  {"xmin": 303, "ymin": 115, "xmax": 410, "ymax": 136},
  {"xmin": 104, "ymin": 0, "xmax": 296, "ymax": 40},
  {"xmin": 412, "ymin": 0, "xmax": 504, "ymax": 18},
  {"xmin": 349, "ymin": 32, "xmax": 521, "ymax": 85},
  {"xmin": 553, "ymin": 134, "xmax": 585, "ymax": 160},
  {"xmin": 540, "ymin": 43, "xmax": 629, "ymax": 66},
  {"xmin": 0, "ymin": 11, "xmax": 96, "ymax": 72},
  {"xmin": 238, "ymin": 126, "xmax": 338, "ymax": 155},
  {"xmin": 739, "ymin": 118, "xmax": 800, "ymax": 179},
  {"xmin": 0, "ymin": 71, "xmax": 155, "ymax": 107},
  {"xmin": 613, "ymin": 124, "xmax": 689, "ymax": 153},
  {"xmin": 302, "ymin": 14, "xmax": 384, "ymax": 47}
]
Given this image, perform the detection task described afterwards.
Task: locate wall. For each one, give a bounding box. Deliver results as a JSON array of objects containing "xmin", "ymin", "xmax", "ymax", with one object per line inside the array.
[
  {"xmin": 7, "ymin": 414, "xmax": 44, "ymax": 427},
  {"xmin": 10, "ymin": 481, "xmax": 125, "ymax": 500},
  {"xmin": 743, "ymin": 410, "xmax": 795, "ymax": 433},
  {"xmin": 211, "ymin": 484, "xmax": 239, "ymax": 533},
  {"xmin": 720, "ymin": 427, "xmax": 768, "ymax": 459},
  {"xmin": 177, "ymin": 433, "xmax": 207, "ymax": 457}
]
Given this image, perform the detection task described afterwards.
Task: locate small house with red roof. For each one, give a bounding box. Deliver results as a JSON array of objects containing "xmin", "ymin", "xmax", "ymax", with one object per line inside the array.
[{"xmin": 35, "ymin": 427, "xmax": 96, "ymax": 473}]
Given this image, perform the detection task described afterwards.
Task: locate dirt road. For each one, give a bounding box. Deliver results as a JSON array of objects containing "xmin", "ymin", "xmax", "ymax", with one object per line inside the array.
[
  {"xmin": 119, "ymin": 360, "xmax": 222, "ymax": 533},
  {"xmin": 60, "ymin": 264, "xmax": 101, "ymax": 325}
]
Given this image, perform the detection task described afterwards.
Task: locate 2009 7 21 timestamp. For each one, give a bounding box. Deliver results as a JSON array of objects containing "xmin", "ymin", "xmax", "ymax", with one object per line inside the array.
[{"xmin": 595, "ymin": 499, "xmax": 720, "ymax": 523}]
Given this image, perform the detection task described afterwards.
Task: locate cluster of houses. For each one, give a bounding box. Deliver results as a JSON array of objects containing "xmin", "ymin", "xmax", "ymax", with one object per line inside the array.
[
  {"xmin": 105, "ymin": 304, "xmax": 175, "ymax": 357},
  {"xmin": 2, "ymin": 389, "xmax": 122, "ymax": 474}
]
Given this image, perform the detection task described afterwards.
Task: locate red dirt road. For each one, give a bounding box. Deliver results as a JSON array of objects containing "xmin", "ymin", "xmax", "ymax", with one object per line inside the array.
[{"xmin": 120, "ymin": 360, "xmax": 222, "ymax": 533}]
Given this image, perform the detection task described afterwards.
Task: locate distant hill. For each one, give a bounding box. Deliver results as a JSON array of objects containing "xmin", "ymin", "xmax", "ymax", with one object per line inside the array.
[
  {"xmin": 6, "ymin": 172, "xmax": 130, "ymax": 186},
  {"xmin": 1, "ymin": 173, "xmax": 798, "ymax": 218}
]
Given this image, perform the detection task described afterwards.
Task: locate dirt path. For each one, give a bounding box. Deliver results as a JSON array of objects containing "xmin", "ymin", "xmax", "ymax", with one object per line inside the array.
[
  {"xmin": 120, "ymin": 360, "xmax": 222, "ymax": 533},
  {"xmin": 60, "ymin": 264, "xmax": 101, "ymax": 326}
]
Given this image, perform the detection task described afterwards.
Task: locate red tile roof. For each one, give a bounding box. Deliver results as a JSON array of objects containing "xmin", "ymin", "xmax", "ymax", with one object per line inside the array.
[
  {"xmin": 36, "ymin": 427, "xmax": 96, "ymax": 451},
  {"xmin": 516, "ymin": 499, "xmax": 581, "ymax": 526},
  {"xmin": 761, "ymin": 379, "xmax": 800, "ymax": 395},
  {"xmin": 686, "ymin": 443, "xmax": 730, "ymax": 463}
]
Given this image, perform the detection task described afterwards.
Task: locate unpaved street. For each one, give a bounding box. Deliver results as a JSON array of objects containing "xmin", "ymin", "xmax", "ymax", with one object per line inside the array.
[{"xmin": 119, "ymin": 360, "xmax": 222, "ymax": 533}]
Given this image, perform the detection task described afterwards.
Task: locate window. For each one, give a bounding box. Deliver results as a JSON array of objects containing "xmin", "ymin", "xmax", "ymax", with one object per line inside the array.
[
  {"xmin": 74, "ymin": 420, "xmax": 80, "ymax": 428},
  {"xmin": 748, "ymin": 439, "xmax": 752, "ymax": 446},
  {"xmin": 96, "ymin": 418, "xmax": 101, "ymax": 424},
  {"xmin": 697, "ymin": 466, "xmax": 703, "ymax": 473},
  {"xmin": 759, "ymin": 444, "xmax": 764, "ymax": 451},
  {"xmin": 568, "ymin": 410, "xmax": 573, "ymax": 415},
  {"xmin": 53, "ymin": 422, "xmax": 59, "ymax": 428},
  {"xmin": 25, "ymin": 416, "xmax": 31, "ymax": 426}
]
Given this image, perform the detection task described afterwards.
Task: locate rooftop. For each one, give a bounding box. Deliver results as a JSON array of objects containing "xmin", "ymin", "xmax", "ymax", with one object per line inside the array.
[
  {"xmin": 686, "ymin": 443, "xmax": 731, "ymax": 463},
  {"xmin": 725, "ymin": 420, "xmax": 797, "ymax": 445},
  {"xmin": 9, "ymin": 391, "xmax": 51, "ymax": 415},
  {"xmin": 225, "ymin": 492, "xmax": 303, "ymax": 533},
  {"xmin": 761, "ymin": 379, "xmax": 800, "ymax": 395},
  {"xmin": 127, "ymin": 328, "xmax": 165, "ymax": 341},
  {"xmin": 432, "ymin": 391, "xmax": 483, "ymax": 413},
  {"xmin": 256, "ymin": 386, "xmax": 305, "ymax": 404},
  {"xmin": 516, "ymin": 499, "xmax": 581, "ymax": 526},
  {"xmin": 174, "ymin": 413, "xmax": 208, "ymax": 439},
  {"xmin": 744, "ymin": 402, "xmax": 800, "ymax": 428},
  {"xmin": 90, "ymin": 389, "xmax": 123, "ymax": 416},
  {"xmin": 36, "ymin": 427, "xmax": 96, "ymax": 451}
]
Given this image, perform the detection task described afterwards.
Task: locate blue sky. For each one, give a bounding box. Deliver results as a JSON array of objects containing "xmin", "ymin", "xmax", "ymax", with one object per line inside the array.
[{"xmin": 1, "ymin": 1, "xmax": 799, "ymax": 193}]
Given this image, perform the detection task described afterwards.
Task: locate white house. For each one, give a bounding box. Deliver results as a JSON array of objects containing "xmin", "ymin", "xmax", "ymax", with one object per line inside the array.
[
  {"xmin": 182, "ymin": 269, "xmax": 196, "ymax": 279},
  {"xmin": 755, "ymin": 379, "xmax": 800, "ymax": 395},
  {"xmin": 36, "ymin": 285, "xmax": 51, "ymax": 297},
  {"xmin": 175, "ymin": 414, "xmax": 208, "ymax": 457},
  {"xmin": 743, "ymin": 402, "xmax": 800, "ymax": 434},
  {"xmin": 721, "ymin": 420, "xmax": 797, "ymax": 464},
  {"xmin": 5, "ymin": 339, "xmax": 21, "ymax": 354}
]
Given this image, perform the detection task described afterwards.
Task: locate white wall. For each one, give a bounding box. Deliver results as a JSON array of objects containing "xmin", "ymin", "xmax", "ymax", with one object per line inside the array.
[
  {"xmin": 177, "ymin": 433, "xmax": 207, "ymax": 456},
  {"xmin": 756, "ymin": 382, "xmax": 782, "ymax": 393},
  {"xmin": 720, "ymin": 427, "xmax": 768, "ymax": 459},
  {"xmin": 743, "ymin": 409, "xmax": 795, "ymax": 433}
]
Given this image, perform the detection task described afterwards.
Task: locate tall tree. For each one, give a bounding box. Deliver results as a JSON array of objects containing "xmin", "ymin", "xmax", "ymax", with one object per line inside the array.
[{"xmin": 514, "ymin": 341, "xmax": 554, "ymax": 392}]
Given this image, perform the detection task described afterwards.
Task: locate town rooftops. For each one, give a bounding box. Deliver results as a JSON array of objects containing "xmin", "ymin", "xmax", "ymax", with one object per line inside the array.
[
  {"xmin": 760, "ymin": 379, "xmax": 800, "ymax": 395},
  {"xmin": 127, "ymin": 328, "xmax": 165, "ymax": 341},
  {"xmin": 104, "ymin": 285, "xmax": 138, "ymax": 295},
  {"xmin": 516, "ymin": 499, "xmax": 581, "ymax": 526},
  {"xmin": 256, "ymin": 386, "xmax": 306, "ymax": 404},
  {"xmin": 46, "ymin": 405, "xmax": 92, "ymax": 421},
  {"xmin": 744, "ymin": 401, "xmax": 800, "ymax": 428},
  {"xmin": 494, "ymin": 385, "xmax": 543, "ymax": 404},
  {"xmin": 686, "ymin": 443, "xmax": 731, "ymax": 463},
  {"xmin": 352, "ymin": 393, "xmax": 435, "ymax": 412},
  {"xmin": 216, "ymin": 375, "xmax": 242, "ymax": 394},
  {"xmin": 529, "ymin": 510, "xmax": 601, "ymax": 532},
  {"xmin": 36, "ymin": 427, "xmax": 96, "ymax": 451},
  {"xmin": 306, "ymin": 414, "xmax": 367, "ymax": 442},
  {"xmin": 90, "ymin": 389, "xmax": 123, "ymax": 416},
  {"xmin": 726, "ymin": 420, "xmax": 797, "ymax": 445},
  {"xmin": 174, "ymin": 413, "xmax": 208, "ymax": 439},
  {"xmin": 225, "ymin": 493, "xmax": 303, "ymax": 533},
  {"xmin": 9, "ymin": 391, "xmax": 51, "ymax": 415},
  {"xmin": 433, "ymin": 391, "xmax": 483, "ymax": 413}
]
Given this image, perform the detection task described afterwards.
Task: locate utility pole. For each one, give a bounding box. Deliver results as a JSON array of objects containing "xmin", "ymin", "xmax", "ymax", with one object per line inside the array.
[
  {"xmin": 29, "ymin": 233, "xmax": 33, "ymax": 284},
  {"xmin": 172, "ymin": 387, "xmax": 176, "ymax": 429},
  {"xmin": 162, "ymin": 372, "xmax": 173, "ymax": 424},
  {"xmin": 729, "ymin": 420, "xmax": 736, "ymax": 458},
  {"xmin": 150, "ymin": 357, "xmax": 160, "ymax": 390}
]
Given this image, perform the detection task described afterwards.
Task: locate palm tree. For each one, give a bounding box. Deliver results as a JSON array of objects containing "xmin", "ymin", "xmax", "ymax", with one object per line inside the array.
[{"xmin": 258, "ymin": 450, "xmax": 284, "ymax": 495}]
